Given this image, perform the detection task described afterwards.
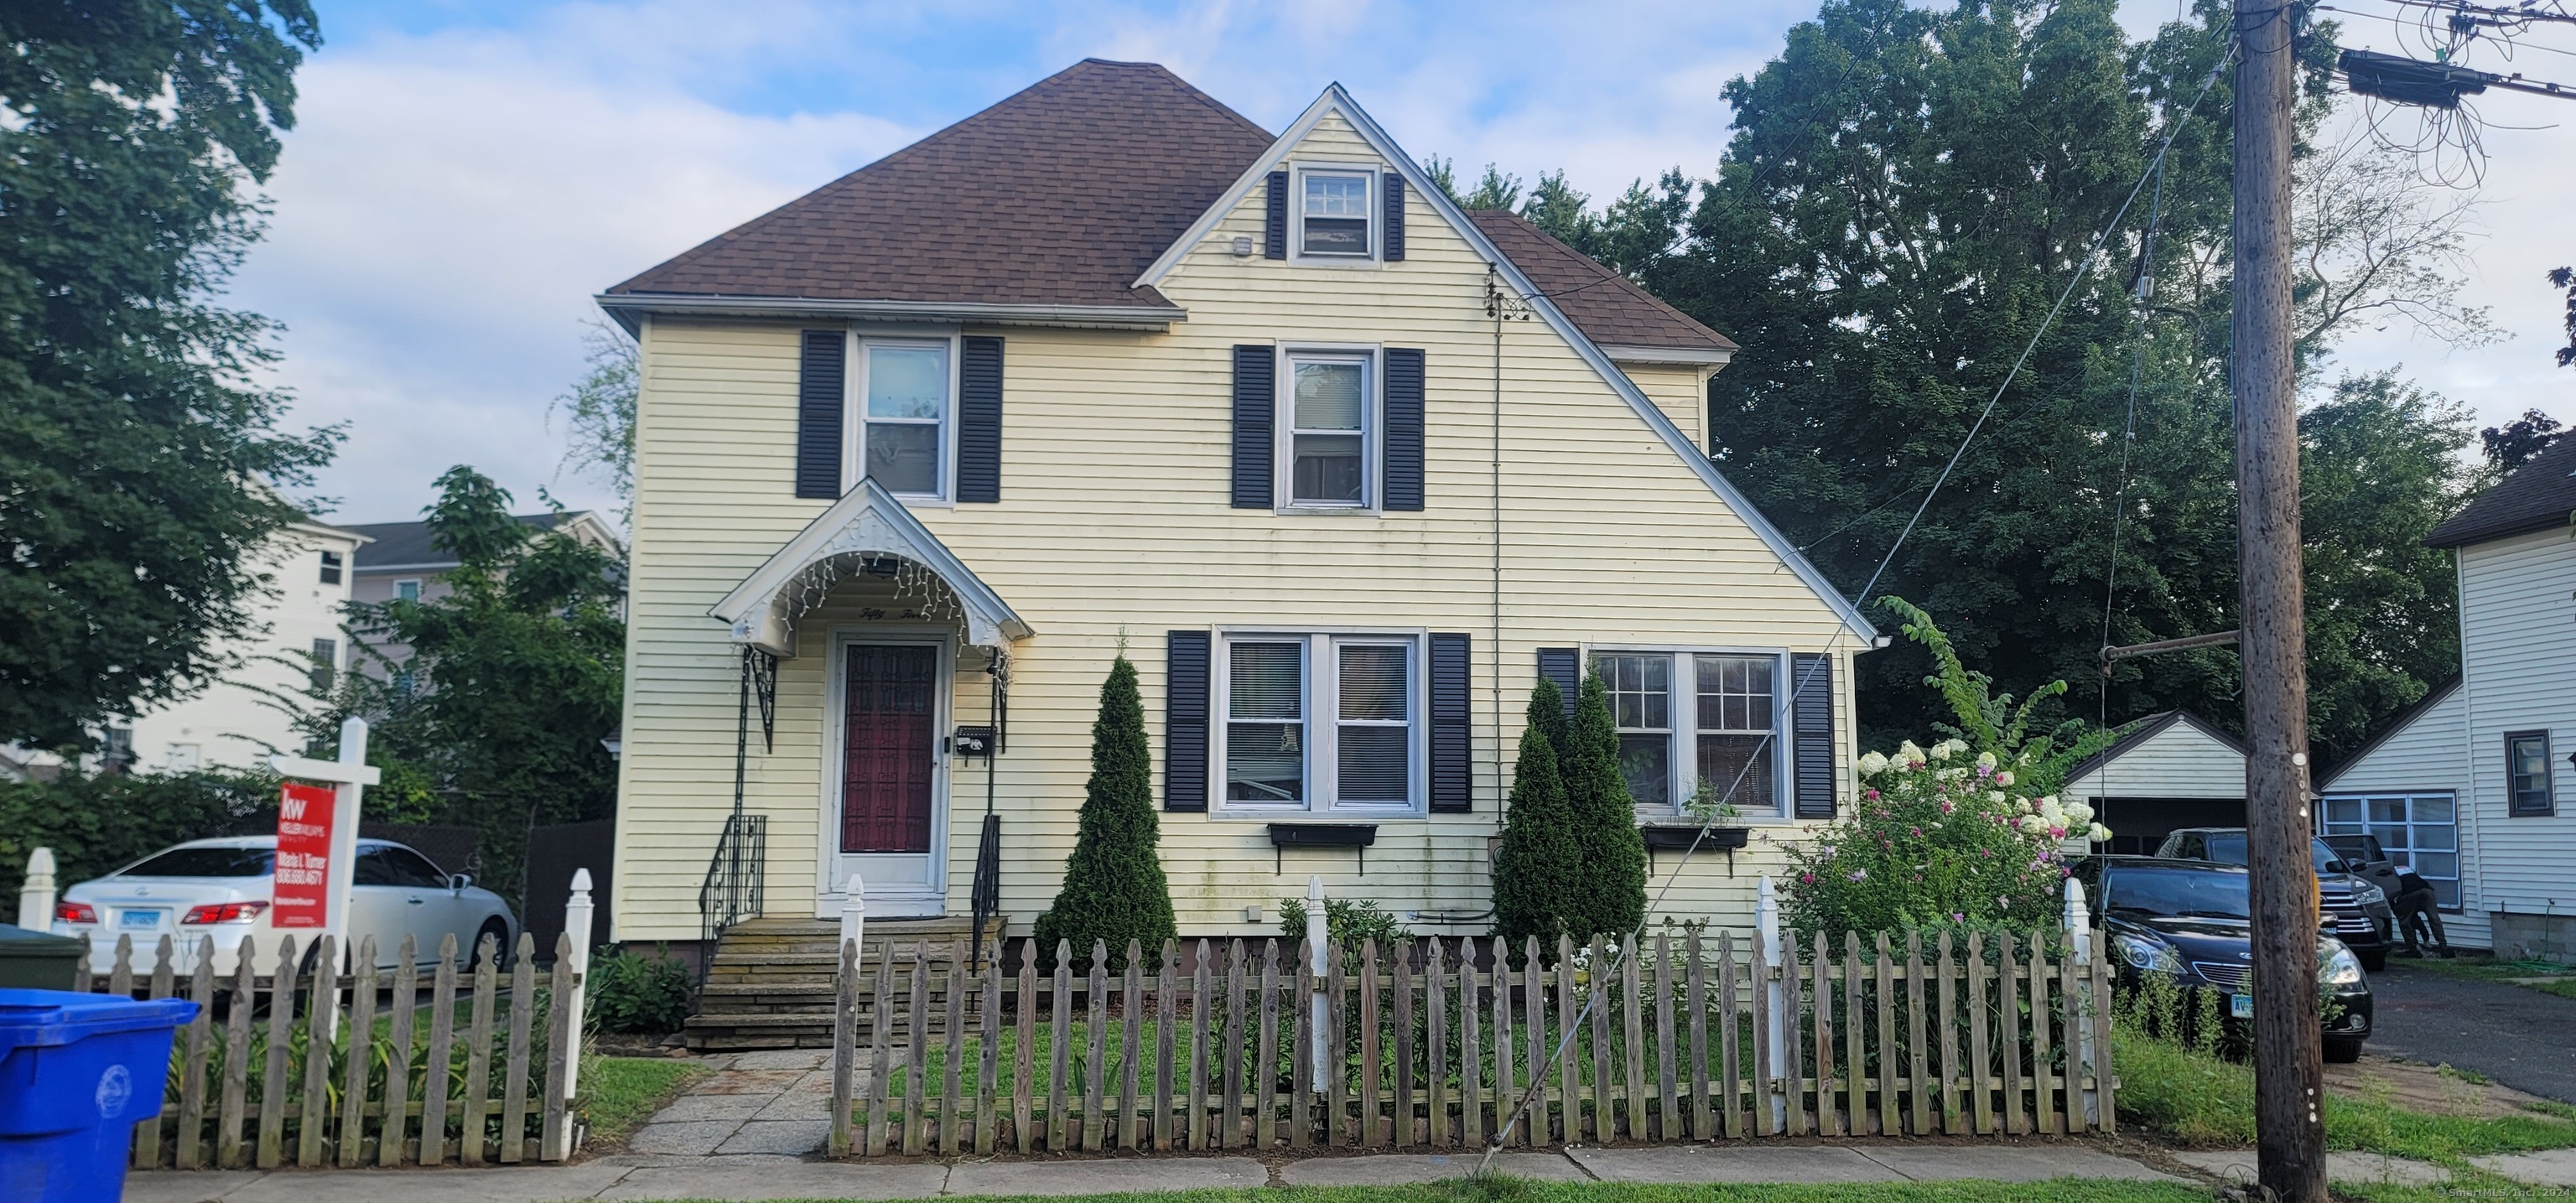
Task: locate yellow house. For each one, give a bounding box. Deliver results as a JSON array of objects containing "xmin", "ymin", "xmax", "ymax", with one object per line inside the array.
[{"xmin": 596, "ymin": 60, "xmax": 1883, "ymax": 1042}]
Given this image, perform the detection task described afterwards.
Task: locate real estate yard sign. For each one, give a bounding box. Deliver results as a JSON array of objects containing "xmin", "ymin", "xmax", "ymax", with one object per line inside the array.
[{"xmin": 272, "ymin": 781, "xmax": 336, "ymax": 929}]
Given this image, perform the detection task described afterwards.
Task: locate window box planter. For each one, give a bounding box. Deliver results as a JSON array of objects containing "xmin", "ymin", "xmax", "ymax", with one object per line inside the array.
[{"xmin": 1267, "ymin": 822, "xmax": 1379, "ymax": 873}]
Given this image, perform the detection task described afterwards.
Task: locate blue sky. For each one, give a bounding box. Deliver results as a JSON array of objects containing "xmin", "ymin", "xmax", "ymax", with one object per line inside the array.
[{"xmin": 241, "ymin": 0, "xmax": 2574, "ymax": 526}]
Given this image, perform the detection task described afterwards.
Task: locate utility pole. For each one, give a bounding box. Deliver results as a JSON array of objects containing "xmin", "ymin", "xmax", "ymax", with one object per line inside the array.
[{"xmin": 2233, "ymin": 0, "xmax": 2325, "ymax": 1197}]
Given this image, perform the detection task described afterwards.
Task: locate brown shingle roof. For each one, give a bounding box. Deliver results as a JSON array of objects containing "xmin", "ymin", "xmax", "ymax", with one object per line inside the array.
[
  {"xmin": 607, "ymin": 60, "xmax": 1274, "ymax": 310},
  {"xmin": 2426, "ymin": 434, "xmax": 2576, "ymax": 548},
  {"xmin": 1467, "ymin": 210, "xmax": 1737, "ymax": 354}
]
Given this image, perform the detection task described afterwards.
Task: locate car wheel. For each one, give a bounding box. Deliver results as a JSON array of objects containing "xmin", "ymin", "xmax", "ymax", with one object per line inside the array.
[
  {"xmin": 468, "ymin": 919, "xmax": 511, "ymax": 972},
  {"xmin": 2360, "ymin": 950, "xmax": 2386, "ymax": 973},
  {"xmin": 2324, "ymin": 1036, "xmax": 2365, "ymax": 1064}
]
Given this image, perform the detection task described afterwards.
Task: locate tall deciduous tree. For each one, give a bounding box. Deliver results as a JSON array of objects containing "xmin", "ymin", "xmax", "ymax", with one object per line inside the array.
[
  {"xmin": 0, "ymin": 2, "xmax": 335, "ymax": 749},
  {"xmin": 1033, "ymin": 655, "xmax": 1175, "ymax": 972},
  {"xmin": 304, "ymin": 467, "xmax": 624, "ymax": 905}
]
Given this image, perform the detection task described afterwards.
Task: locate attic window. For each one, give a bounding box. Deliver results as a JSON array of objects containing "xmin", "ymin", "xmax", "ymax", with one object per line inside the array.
[{"xmin": 1300, "ymin": 170, "xmax": 1372, "ymax": 257}]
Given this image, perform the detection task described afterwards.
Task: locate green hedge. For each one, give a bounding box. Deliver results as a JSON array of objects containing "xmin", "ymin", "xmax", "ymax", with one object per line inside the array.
[{"xmin": 0, "ymin": 770, "xmax": 279, "ymax": 905}]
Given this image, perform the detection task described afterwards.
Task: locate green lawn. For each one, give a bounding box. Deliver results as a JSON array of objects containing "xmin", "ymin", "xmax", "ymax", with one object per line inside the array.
[
  {"xmin": 583, "ymin": 1054, "xmax": 709, "ymax": 1145},
  {"xmin": 656, "ymin": 1179, "xmax": 2214, "ymax": 1203},
  {"xmin": 2112, "ymin": 1025, "xmax": 2576, "ymax": 1163},
  {"xmin": 2395, "ymin": 954, "xmax": 2576, "ymax": 1001}
]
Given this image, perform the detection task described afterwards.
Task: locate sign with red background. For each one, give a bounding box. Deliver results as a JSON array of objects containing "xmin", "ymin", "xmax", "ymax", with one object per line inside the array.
[{"xmin": 273, "ymin": 782, "xmax": 335, "ymax": 930}]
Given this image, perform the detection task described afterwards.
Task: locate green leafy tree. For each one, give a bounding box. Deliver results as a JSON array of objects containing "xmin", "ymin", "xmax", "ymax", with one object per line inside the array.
[
  {"xmin": 0, "ymin": 2, "xmax": 337, "ymax": 749},
  {"xmin": 1564, "ymin": 674, "xmax": 1647, "ymax": 942},
  {"xmin": 303, "ymin": 467, "xmax": 625, "ymax": 906},
  {"xmin": 1033, "ymin": 655, "xmax": 1175, "ymax": 972},
  {"xmin": 1493, "ymin": 679, "xmax": 1581, "ymax": 956},
  {"xmin": 553, "ymin": 321, "xmax": 640, "ymax": 515}
]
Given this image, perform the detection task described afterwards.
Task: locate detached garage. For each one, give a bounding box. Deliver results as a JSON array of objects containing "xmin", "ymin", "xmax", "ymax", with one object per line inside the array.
[{"xmin": 2064, "ymin": 711, "xmax": 2246, "ymax": 856}]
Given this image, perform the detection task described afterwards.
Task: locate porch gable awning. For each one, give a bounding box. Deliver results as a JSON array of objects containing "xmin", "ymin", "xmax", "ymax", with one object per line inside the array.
[{"xmin": 709, "ymin": 478, "xmax": 1031, "ymax": 656}]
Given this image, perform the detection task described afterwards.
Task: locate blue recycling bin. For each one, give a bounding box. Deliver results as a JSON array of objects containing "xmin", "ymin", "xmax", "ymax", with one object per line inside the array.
[{"xmin": 0, "ymin": 988, "xmax": 197, "ymax": 1203}]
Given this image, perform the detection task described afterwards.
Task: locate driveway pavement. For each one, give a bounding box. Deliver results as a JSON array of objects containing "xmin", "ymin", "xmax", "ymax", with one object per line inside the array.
[{"xmin": 2367, "ymin": 960, "xmax": 2576, "ymax": 1102}]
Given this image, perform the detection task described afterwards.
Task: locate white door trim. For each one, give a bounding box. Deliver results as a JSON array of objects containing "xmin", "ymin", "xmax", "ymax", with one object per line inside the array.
[{"xmin": 816, "ymin": 625, "xmax": 953, "ymax": 919}]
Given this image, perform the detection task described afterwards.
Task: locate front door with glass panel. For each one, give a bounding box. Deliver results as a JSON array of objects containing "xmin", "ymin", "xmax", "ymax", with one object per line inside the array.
[{"xmin": 834, "ymin": 641, "xmax": 945, "ymax": 915}]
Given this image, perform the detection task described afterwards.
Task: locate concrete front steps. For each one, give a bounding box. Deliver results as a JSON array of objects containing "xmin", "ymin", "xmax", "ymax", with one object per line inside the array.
[{"xmin": 683, "ymin": 915, "xmax": 1000, "ymax": 1051}]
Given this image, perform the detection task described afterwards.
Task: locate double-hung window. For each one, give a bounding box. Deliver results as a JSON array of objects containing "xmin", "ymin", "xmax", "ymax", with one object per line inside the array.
[
  {"xmin": 1299, "ymin": 170, "xmax": 1374, "ymax": 257},
  {"xmin": 849, "ymin": 339, "xmax": 953, "ymax": 499},
  {"xmin": 2506, "ymin": 730, "xmax": 2556, "ymax": 816},
  {"xmin": 318, "ymin": 551, "xmax": 343, "ymax": 585},
  {"xmin": 1220, "ymin": 632, "xmax": 1420, "ymax": 813},
  {"xmin": 1592, "ymin": 650, "xmax": 1787, "ymax": 817},
  {"xmin": 1283, "ymin": 351, "xmax": 1372, "ymax": 508},
  {"xmin": 2322, "ymin": 794, "xmax": 2459, "ymax": 909}
]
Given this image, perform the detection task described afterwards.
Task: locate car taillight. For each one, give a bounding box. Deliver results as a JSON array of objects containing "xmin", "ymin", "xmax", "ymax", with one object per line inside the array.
[
  {"xmin": 56, "ymin": 901, "xmax": 97, "ymax": 925},
  {"xmin": 179, "ymin": 902, "xmax": 267, "ymax": 925}
]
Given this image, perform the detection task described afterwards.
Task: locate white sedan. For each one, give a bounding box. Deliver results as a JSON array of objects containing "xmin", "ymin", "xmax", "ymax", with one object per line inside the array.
[{"xmin": 51, "ymin": 836, "xmax": 518, "ymax": 977}]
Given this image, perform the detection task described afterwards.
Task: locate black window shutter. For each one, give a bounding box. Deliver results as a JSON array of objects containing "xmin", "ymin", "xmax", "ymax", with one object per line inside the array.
[
  {"xmin": 1231, "ymin": 345, "xmax": 1275, "ymax": 509},
  {"xmin": 956, "ymin": 335, "xmax": 1003, "ymax": 503},
  {"xmin": 1430, "ymin": 633, "xmax": 1472, "ymax": 812},
  {"xmin": 1383, "ymin": 173, "xmax": 1406, "ymax": 261},
  {"xmin": 1265, "ymin": 170, "xmax": 1289, "ymax": 259},
  {"xmin": 1537, "ymin": 648, "xmax": 1580, "ymax": 720},
  {"xmin": 1166, "ymin": 631, "xmax": 1212, "ymax": 812},
  {"xmin": 1792, "ymin": 653, "xmax": 1837, "ymax": 818},
  {"xmin": 794, "ymin": 329, "xmax": 846, "ymax": 499},
  {"xmin": 1383, "ymin": 348, "xmax": 1425, "ymax": 511}
]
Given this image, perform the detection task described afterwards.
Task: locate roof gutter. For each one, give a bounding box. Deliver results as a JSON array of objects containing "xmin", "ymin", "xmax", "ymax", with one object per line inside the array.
[
  {"xmin": 594, "ymin": 293, "xmax": 1186, "ymax": 337},
  {"xmin": 1598, "ymin": 344, "xmax": 1735, "ymax": 367}
]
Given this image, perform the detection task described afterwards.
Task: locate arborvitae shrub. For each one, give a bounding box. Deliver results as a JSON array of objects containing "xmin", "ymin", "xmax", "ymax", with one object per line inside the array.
[
  {"xmin": 1032, "ymin": 655, "xmax": 1175, "ymax": 972},
  {"xmin": 1493, "ymin": 679, "xmax": 1581, "ymax": 960},
  {"xmin": 1565, "ymin": 672, "xmax": 1647, "ymax": 942}
]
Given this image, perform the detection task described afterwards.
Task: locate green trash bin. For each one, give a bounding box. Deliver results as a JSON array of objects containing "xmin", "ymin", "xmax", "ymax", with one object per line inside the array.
[{"xmin": 0, "ymin": 926, "xmax": 84, "ymax": 991}]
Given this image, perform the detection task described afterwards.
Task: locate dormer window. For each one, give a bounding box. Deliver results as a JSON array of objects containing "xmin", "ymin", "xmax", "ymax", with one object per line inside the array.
[{"xmin": 1299, "ymin": 169, "xmax": 1373, "ymax": 257}]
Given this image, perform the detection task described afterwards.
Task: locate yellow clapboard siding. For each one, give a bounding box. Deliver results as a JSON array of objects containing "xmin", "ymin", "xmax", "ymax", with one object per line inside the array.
[{"xmin": 608, "ymin": 110, "xmax": 1867, "ymax": 941}]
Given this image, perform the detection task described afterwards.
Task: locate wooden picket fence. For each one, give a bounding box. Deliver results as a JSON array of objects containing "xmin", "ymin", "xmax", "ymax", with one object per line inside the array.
[
  {"xmin": 70, "ymin": 930, "xmax": 580, "ymax": 1170},
  {"xmin": 826, "ymin": 928, "xmax": 2116, "ymax": 1157}
]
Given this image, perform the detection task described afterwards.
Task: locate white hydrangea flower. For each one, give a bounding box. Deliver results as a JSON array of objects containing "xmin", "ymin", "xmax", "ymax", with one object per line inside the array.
[
  {"xmin": 1858, "ymin": 751, "xmax": 1890, "ymax": 778},
  {"xmin": 2088, "ymin": 822, "xmax": 2113, "ymax": 843},
  {"xmin": 1984, "ymin": 790, "xmax": 2006, "ymax": 804},
  {"xmin": 1976, "ymin": 750, "xmax": 1997, "ymax": 770},
  {"xmin": 1897, "ymin": 739, "xmax": 1927, "ymax": 767},
  {"xmin": 2064, "ymin": 801, "xmax": 2095, "ymax": 826},
  {"xmin": 1992, "ymin": 770, "xmax": 2014, "ymax": 787}
]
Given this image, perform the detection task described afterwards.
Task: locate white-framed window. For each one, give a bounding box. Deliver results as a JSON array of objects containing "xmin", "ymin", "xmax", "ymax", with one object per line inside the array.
[
  {"xmin": 318, "ymin": 551, "xmax": 343, "ymax": 585},
  {"xmin": 309, "ymin": 637, "xmax": 339, "ymax": 692},
  {"xmin": 394, "ymin": 578, "xmax": 422, "ymax": 602},
  {"xmin": 846, "ymin": 336, "xmax": 955, "ymax": 500},
  {"xmin": 1297, "ymin": 167, "xmax": 1374, "ymax": 258},
  {"xmin": 1218, "ymin": 630, "xmax": 1422, "ymax": 814},
  {"xmin": 1280, "ymin": 349, "xmax": 1374, "ymax": 509},
  {"xmin": 1590, "ymin": 649, "xmax": 1788, "ymax": 817},
  {"xmin": 2322, "ymin": 793, "xmax": 2460, "ymax": 910}
]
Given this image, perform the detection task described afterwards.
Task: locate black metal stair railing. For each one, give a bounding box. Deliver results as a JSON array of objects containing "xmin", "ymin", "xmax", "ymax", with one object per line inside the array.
[{"xmin": 698, "ymin": 811, "xmax": 766, "ymax": 976}]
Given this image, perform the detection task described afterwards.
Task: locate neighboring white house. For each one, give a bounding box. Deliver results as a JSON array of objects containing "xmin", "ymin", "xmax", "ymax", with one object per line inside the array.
[
  {"xmin": 2320, "ymin": 433, "xmax": 2576, "ymax": 961},
  {"xmin": 2061, "ymin": 710, "xmax": 2248, "ymax": 857},
  {"xmin": 116, "ymin": 518, "xmax": 370, "ymax": 773}
]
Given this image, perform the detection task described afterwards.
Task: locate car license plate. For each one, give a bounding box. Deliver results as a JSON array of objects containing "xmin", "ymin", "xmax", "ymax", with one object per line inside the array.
[
  {"xmin": 119, "ymin": 908, "xmax": 164, "ymax": 931},
  {"xmin": 2230, "ymin": 993, "xmax": 2253, "ymax": 1019}
]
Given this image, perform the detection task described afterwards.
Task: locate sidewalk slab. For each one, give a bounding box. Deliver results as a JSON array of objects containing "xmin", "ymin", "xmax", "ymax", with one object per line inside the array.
[
  {"xmin": 2472, "ymin": 1149, "xmax": 2576, "ymax": 1186},
  {"xmin": 125, "ymin": 1170, "xmax": 269, "ymax": 1203},
  {"xmin": 215, "ymin": 1164, "xmax": 636, "ymax": 1203},
  {"xmin": 1858, "ymin": 1146, "xmax": 2184, "ymax": 1183},
  {"xmin": 712, "ymin": 1119, "xmax": 830, "ymax": 1155},
  {"xmin": 1566, "ymin": 1143, "xmax": 1904, "ymax": 1184},
  {"xmin": 630, "ymin": 1119, "xmax": 741, "ymax": 1156},
  {"xmin": 945, "ymin": 1156, "xmax": 1267, "ymax": 1196},
  {"xmin": 600, "ymin": 1159, "xmax": 949, "ymax": 1200},
  {"xmin": 2179, "ymin": 1149, "xmax": 2453, "ymax": 1187},
  {"xmin": 1280, "ymin": 1152, "xmax": 1589, "ymax": 1185}
]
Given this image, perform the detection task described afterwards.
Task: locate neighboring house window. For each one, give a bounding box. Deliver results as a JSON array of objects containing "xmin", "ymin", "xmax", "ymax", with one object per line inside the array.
[
  {"xmin": 101, "ymin": 725, "xmax": 134, "ymax": 769},
  {"xmin": 166, "ymin": 744, "xmax": 200, "ymax": 773},
  {"xmin": 2323, "ymin": 794, "xmax": 2459, "ymax": 910},
  {"xmin": 319, "ymin": 550, "xmax": 343, "ymax": 585},
  {"xmin": 1592, "ymin": 650, "xmax": 1789, "ymax": 817},
  {"xmin": 2506, "ymin": 730, "xmax": 2556, "ymax": 816},
  {"xmin": 395, "ymin": 578, "xmax": 422, "ymax": 602},
  {"xmin": 310, "ymin": 638, "xmax": 338, "ymax": 692},
  {"xmin": 1299, "ymin": 169, "xmax": 1373, "ymax": 257},
  {"xmin": 1218, "ymin": 632, "xmax": 1419, "ymax": 813},
  {"xmin": 849, "ymin": 339, "xmax": 952, "ymax": 499},
  {"xmin": 1283, "ymin": 350, "xmax": 1371, "ymax": 508}
]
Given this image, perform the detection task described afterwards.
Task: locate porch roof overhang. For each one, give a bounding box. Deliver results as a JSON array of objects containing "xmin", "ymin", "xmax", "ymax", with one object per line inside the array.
[{"xmin": 709, "ymin": 479, "xmax": 1031, "ymax": 656}]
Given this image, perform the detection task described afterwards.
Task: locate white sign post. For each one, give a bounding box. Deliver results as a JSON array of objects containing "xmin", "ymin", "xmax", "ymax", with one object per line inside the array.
[
  {"xmin": 270, "ymin": 717, "xmax": 382, "ymax": 1000},
  {"xmin": 2064, "ymin": 877, "xmax": 2101, "ymax": 1125},
  {"xmin": 1306, "ymin": 875, "xmax": 1329, "ymax": 1092}
]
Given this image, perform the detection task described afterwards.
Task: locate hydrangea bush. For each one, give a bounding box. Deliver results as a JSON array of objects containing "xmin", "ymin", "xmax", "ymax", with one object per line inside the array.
[{"xmin": 1777, "ymin": 597, "xmax": 2117, "ymax": 941}]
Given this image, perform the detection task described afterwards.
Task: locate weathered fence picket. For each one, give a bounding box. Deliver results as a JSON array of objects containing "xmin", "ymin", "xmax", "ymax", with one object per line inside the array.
[
  {"xmin": 67, "ymin": 927, "xmax": 581, "ymax": 1172},
  {"xmin": 814, "ymin": 926, "xmax": 2113, "ymax": 1157}
]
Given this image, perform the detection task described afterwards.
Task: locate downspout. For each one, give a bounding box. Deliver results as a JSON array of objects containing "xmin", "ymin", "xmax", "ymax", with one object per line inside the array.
[{"xmin": 1491, "ymin": 265, "xmax": 1504, "ymax": 831}]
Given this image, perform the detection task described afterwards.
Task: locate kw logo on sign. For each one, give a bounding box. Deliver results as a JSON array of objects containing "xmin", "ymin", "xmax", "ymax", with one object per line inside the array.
[{"xmin": 282, "ymin": 794, "xmax": 308, "ymax": 822}]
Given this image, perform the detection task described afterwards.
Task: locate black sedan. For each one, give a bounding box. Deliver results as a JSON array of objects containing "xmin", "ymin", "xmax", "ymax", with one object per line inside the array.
[{"xmin": 2072, "ymin": 856, "xmax": 2374, "ymax": 1062}]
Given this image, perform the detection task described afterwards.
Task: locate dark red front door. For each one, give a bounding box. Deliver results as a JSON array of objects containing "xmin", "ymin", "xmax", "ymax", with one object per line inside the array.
[{"xmin": 841, "ymin": 645, "xmax": 937, "ymax": 853}]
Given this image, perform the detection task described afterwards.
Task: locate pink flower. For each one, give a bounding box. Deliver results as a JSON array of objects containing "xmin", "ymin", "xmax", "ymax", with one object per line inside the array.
[
  {"xmin": 1865, "ymin": 789, "xmax": 1881, "ymax": 801},
  {"xmin": 1800, "ymin": 872, "xmax": 1815, "ymax": 884},
  {"xmin": 1940, "ymin": 801, "xmax": 1955, "ymax": 814}
]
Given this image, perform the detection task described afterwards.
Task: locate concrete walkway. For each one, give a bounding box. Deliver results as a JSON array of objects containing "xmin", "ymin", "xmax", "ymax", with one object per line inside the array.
[{"xmin": 125, "ymin": 1144, "xmax": 2186, "ymax": 1203}]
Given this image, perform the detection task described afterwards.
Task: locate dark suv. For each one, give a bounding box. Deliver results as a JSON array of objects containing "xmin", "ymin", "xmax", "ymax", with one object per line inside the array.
[
  {"xmin": 2071, "ymin": 855, "xmax": 2374, "ymax": 1062},
  {"xmin": 2155, "ymin": 827, "xmax": 2396, "ymax": 970}
]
